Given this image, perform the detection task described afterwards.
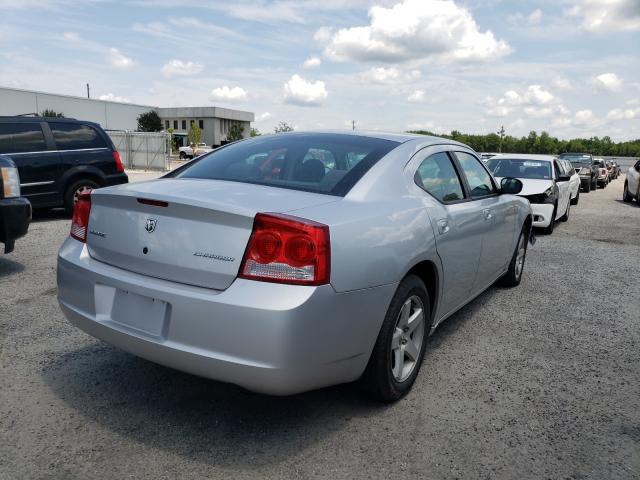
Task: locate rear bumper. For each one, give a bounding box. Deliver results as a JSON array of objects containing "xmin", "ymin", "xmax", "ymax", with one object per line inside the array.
[
  {"xmin": 105, "ymin": 172, "xmax": 128, "ymax": 187},
  {"xmin": 0, "ymin": 197, "xmax": 31, "ymax": 253},
  {"xmin": 530, "ymin": 203, "xmax": 554, "ymax": 227},
  {"xmin": 57, "ymin": 238, "xmax": 395, "ymax": 395}
]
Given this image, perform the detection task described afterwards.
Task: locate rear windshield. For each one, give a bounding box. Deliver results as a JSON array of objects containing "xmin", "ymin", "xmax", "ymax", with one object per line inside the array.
[
  {"xmin": 486, "ymin": 158, "xmax": 552, "ymax": 179},
  {"xmin": 559, "ymin": 154, "xmax": 591, "ymax": 164},
  {"xmin": 172, "ymin": 133, "xmax": 399, "ymax": 196}
]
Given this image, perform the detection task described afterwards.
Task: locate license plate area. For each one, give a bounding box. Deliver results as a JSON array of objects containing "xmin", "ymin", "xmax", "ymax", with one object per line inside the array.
[{"xmin": 95, "ymin": 284, "xmax": 169, "ymax": 339}]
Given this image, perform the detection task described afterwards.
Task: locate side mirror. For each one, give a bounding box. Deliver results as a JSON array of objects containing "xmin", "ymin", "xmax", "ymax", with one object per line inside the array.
[
  {"xmin": 500, "ymin": 177, "xmax": 523, "ymax": 195},
  {"xmin": 557, "ymin": 174, "xmax": 571, "ymax": 182}
]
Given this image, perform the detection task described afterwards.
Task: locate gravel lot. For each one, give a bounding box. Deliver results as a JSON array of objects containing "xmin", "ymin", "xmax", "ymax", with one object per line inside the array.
[{"xmin": 1, "ymin": 173, "xmax": 638, "ymax": 480}]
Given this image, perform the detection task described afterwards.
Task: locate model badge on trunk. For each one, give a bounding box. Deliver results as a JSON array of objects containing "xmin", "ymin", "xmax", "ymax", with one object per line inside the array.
[
  {"xmin": 193, "ymin": 252, "xmax": 235, "ymax": 262},
  {"xmin": 145, "ymin": 218, "xmax": 157, "ymax": 233}
]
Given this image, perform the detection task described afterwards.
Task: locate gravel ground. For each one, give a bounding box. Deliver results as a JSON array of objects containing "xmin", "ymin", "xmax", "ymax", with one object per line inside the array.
[{"xmin": 1, "ymin": 174, "xmax": 638, "ymax": 480}]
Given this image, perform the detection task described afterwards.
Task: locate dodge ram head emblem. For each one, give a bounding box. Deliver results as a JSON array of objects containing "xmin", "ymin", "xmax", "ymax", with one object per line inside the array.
[{"xmin": 144, "ymin": 218, "xmax": 157, "ymax": 233}]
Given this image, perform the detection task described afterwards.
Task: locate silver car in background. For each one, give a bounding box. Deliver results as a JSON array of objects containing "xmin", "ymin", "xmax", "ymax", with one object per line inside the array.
[{"xmin": 57, "ymin": 132, "xmax": 532, "ymax": 402}]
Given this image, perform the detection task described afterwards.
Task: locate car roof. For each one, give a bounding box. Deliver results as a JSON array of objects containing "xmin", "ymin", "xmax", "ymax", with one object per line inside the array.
[
  {"xmin": 275, "ymin": 130, "xmax": 469, "ymax": 148},
  {"xmin": 489, "ymin": 153, "xmax": 557, "ymax": 162},
  {"xmin": 0, "ymin": 116, "xmax": 102, "ymax": 129}
]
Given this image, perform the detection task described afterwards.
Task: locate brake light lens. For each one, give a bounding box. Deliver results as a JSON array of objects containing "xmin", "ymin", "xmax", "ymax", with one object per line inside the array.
[
  {"xmin": 113, "ymin": 151, "xmax": 124, "ymax": 173},
  {"xmin": 70, "ymin": 191, "xmax": 92, "ymax": 242},
  {"xmin": 239, "ymin": 213, "xmax": 330, "ymax": 285}
]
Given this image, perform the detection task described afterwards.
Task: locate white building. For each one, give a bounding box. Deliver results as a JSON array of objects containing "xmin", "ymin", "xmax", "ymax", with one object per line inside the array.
[{"xmin": 0, "ymin": 86, "xmax": 254, "ymax": 147}]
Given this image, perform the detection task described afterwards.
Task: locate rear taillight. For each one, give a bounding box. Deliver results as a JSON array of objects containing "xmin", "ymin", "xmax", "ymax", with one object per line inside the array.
[
  {"xmin": 113, "ymin": 151, "xmax": 124, "ymax": 173},
  {"xmin": 239, "ymin": 213, "xmax": 330, "ymax": 285},
  {"xmin": 70, "ymin": 192, "xmax": 92, "ymax": 242}
]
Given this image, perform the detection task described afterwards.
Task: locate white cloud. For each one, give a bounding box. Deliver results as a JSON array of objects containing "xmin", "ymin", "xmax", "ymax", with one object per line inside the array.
[
  {"xmin": 322, "ymin": 0, "xmax": 511, "ymax": 64},
  {"xmin": 407, "ymin": 90, "xmax": 425, "ymax": 102},
  {"xmin": 303, "ymin": 57, "xmax": 321, "ymax": 69},
  {"xmin": 552, "ymin": 77, "xmax": 572, "ymax": 91},
  {"xmin": 283, "ymin": 74, "xmax": 328, "ymax": 106},
  {"xmin": 627, "ymin": 99, "xmax": 640, "ymax": 105},
  {"xmin": 606, "ymin": 107, "xmax": 640, "ymax": 120},
  {"xmin": 106, "ymin": 48, "xmax": 136, "ymax": 70},
  {"xmin": 528, "ymin": 9, "xmax": 542, "ymax": 24},
  {"xmin": 407, "ymin": 121, "xmax": 435, "ymax": 131},
  {"xmin": 257, "ymin": 112, "xmax": 272, "ymax": 121},
  {"xmin": 161, "ymin": 59, "xmax": 204, "ymax": 77},
  {"xmin": 62, "ymin": 31, "xmax": 79, "ymax": 42},
  {"xmin": 592, "ymin": 73, "xmax": 623, "ymax": 92},
  {"xmin": 360, "ymin": 67, "xmax": 421, "ymax": 84},
  {"xmin": 98, "ymin": 93, "xmax": 131, "ymax": 103},
  {"xmin": 485, "ymin": 84, "xmax": 558, "ymax": 117},
  {"xmin": 565, "ymin": 0, "xmax": 640, "ymax": 32},
  {"xmin": 574, "ymin": 109, "xmax": 595, "ymax": 124},
  {"xmin": 210, "ymin": 86, "xmax": 248, "ymax": 101}
]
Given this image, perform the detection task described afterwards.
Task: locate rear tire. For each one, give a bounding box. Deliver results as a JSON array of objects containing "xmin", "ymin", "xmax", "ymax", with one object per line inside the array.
[
  {"xmin": 360, "ymin": 275, "xmax": 430, "ymax": 403},
  {"xmin": 64, "ymin": 178, "xmax": 99, "ymax": 216},
  {"xmin": 499, "ymin": 227, "xmax": 528, "ymax": 287},
  {"xmin": 559, "ymin": 200, "xmax": 570, "ymax": 221},
  {"xmin": 571, "ymin": 189, "xmax": 580, "ymax": 205},
  {"xmin": 584, "ymin": 182, "xmax": 591, "ymax": 193},
  {"xmin": 179, "ymin": 151, "xmax": 187, "ymax": 160},
  {"xmin": 623, "ymin": 182, "xmax": 632, "ymax": 202}
]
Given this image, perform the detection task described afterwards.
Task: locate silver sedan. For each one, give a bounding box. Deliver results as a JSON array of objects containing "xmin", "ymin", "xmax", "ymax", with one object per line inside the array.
[{"xmin": 57, "ymin": 131, "xmax": 532, "ymax": 402}]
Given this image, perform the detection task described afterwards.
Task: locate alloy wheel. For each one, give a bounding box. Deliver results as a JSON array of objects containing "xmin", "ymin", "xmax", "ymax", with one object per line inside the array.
[
  {"xmin": 515, "ymin": 233, "xmax": 526, "ymax": 280},
  {"xmin": 390, "ymin": 295, "xmax": 425, "ymax": 382}
]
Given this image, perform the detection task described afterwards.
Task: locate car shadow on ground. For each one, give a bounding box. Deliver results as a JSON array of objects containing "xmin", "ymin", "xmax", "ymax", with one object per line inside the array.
[
  {"xmin": 613, "ymin": 199, "xmax": 640, "ymax": 208},
  {"xmin": 0, "ymin": 255, "xmax": 25, "ymax": 277},
  {"xmin": 40, "ymin": 285, "xmax": 496, "ymax": 469}
]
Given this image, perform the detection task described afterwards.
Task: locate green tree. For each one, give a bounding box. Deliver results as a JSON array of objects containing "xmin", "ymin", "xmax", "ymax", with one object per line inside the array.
[
  {"xmin": 188, "ymin": 123, "xmax": 202, "ymax": 145},
  {"xmin": 250, "ymin": 127, "xmax": 261, "ymax": 137},
  {"xmin": 136, "ymin": 110, "xmax": 163, "ymax": 132},
  {"xmin": 227, "ymin": 122, "xmax": 244, "ymax": 142},
  {"xmin": 274, "ymin": 121, "xmax": 294, "ymax": 133},
  {"xmin": 39, "ymin": 109, "xmax": 64, "ymax": 118}
]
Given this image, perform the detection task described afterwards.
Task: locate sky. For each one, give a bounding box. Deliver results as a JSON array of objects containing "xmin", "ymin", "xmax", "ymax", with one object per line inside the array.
[{"xmin": 0, "ymin": 0, "xmax": 639, "ymax": 140}]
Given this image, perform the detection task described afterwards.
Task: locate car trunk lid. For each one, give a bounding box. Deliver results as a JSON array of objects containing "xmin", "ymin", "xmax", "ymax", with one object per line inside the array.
[{"xmin": 86, "ymin": 178, "xmax": 338, "ymax": 290}]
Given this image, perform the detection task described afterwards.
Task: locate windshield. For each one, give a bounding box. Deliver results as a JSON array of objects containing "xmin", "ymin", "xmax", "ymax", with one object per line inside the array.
[
  {"xmin": 171, "ymin": 133, "xmax": 399, "ymax": 196},
  {"xmin": 486, "ymin": 158, "xmax": 552, "ymax": 179},
  {"xmin": 560, "ymin": 153, "xmax": 591, "ymax": 165}
]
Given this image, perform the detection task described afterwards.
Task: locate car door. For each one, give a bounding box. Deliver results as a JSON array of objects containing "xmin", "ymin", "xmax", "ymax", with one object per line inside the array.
[
  {"xmin": 48, "ymin": 121, "xmax": 113, "ymax": 178},
  {"xmin": 554, "ymin": 159, "xmax": 570, "ymax": 217},
  {"xmin": 0, "ymin": 121, "xmax": 61, "ymax": 207},
  {"xmin": 411, "ymin": 148, "xmax": 483, "ymax": 316},
  {"xmin": 453, "ymin": 151, "xmax": 517, "ymax": 293}
]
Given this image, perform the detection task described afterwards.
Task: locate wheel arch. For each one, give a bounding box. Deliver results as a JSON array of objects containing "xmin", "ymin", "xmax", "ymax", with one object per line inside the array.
[
  {"xmin": 403, "ymin": 260, "xmax": 439, "ymax": 326},
  {"xmin": 60, "ymin": 166, "xmax": 107, "ymax": 194}
]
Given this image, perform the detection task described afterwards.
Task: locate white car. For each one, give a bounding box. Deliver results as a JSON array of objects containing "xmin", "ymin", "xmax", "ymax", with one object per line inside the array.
[
  {"xmin": 623, "ymin": 159, "xmax": 640, "ymax": 205},
  {"xmin": 558, "ymin": 158, "xmax": 581, "ymax": 206},
  {"xmin": 486, "ymin": 154, "xmax": 573, "ymax": 234},
  {"xmin": 179, "ymin": 143, "xmax": 213, "ymax": 159}
]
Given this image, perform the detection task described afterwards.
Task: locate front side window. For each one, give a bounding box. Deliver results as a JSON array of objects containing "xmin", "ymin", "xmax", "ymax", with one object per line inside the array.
[
  {"xmin": 455, "ymin": 152, "xmax": 496, "ymax": 198},
  {"xmin": 0, "ymin": 123, "xmax": 47, "ymax": 154},
  {"xmin": 50, "ymin": 122, "xmax": 106, "ymax": 150},
  {"xmin": 173, "ymin": 133, "xmax": 399, "ymax": 196},
  {"xmin": 414, "ymin": 152, "xmax": 465, "ymax": 203}
]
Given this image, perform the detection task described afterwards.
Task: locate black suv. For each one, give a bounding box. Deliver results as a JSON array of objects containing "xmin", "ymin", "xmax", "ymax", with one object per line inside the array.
[
  {"xmin": 558, "ymin": 152, "xmax": 597, "ymax": 192},
  {"xmin": 0, "ymin": 117, "xmax": 128, "ymax": 214},
  {"xmin": 0, "ymin": 155, "xmax": 31, "ymax": 253}
]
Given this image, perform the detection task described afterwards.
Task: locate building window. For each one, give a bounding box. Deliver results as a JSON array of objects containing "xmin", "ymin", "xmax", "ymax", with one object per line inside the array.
[
  {"xmin": 165, "ymin": 120, "xmax": 169, "ymax": 130},
  {"xmin": 173, "ymin": 120, "xmax": 178, "ymax": 130},
  {"xmin": 181, "ymin": 120, "xmax": 186, "ymax": 130},
  {"xmin": 199, "ymin": 119, "xmax": 204, "ymax": 129}
]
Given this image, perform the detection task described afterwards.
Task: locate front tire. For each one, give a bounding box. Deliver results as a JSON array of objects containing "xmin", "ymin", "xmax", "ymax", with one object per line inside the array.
[
  {"xmin": 541, "ymin": 203, "xmax": 557, "ymax": 234},
  {"xmin": 64, "ymin": 178, "xmax": 99, "ymax": 216},
  {"xmin": 499, "ymin": 227, "xmax": 528, "ymax": 287},
  {"xmin": 179, "ymin": 151, "xmax": 187, "ymax": 160},
  {"xmin": 571, "ymin": 189, "xmax": 580, "ymax": 205},
  {"xmin": 559, "ymin": 200, "xmax": 570, "ymax": 221},
  {"xmin": 360, "ymin": 275, "xmax": 430, "ymax": 403},
  {"xmin": 584, "ymin": 181, "xmax": 591, "ymax": 193}
]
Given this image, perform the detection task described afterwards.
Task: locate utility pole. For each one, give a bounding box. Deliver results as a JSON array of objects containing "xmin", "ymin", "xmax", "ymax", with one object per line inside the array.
[
  {"xmin": 352, "ymin": 120, "xmax": 355, "ymax": 131},
  {"xmin": 86, "ymin": 83, "xmax": 90, "ymax": 99},
  {"xmin": 497, "ymin": 125, "xmax": 505, "ymax": 152}
]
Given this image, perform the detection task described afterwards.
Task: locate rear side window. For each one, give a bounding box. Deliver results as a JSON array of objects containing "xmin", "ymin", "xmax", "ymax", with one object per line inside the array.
[
  {"xmin": 455, "ymin": 152, "xmax": 497, "ymax": 198},
  {"xmin": 173, "ymin": 133, "xmax": 399, "ymax": 196},
  {"xmin": 415, "ymin": 152, "xmax": 465, "ymax": 203},
  {"xmin": 50, "ymin": 122, "xmax": 107, "ymax": 150},
  {"xmin": 0, "ymin": 123, "xmax": 47, "ymax": 154}
]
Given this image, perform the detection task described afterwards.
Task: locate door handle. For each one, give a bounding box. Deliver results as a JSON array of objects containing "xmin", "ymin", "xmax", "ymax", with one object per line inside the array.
[
  {"xmin": 437, "ymin": 219, "xmax": 450, "ymax": 235},
  {"xmin": 483, "ymin": 208, "xmax": 492, "ymax": 220}
]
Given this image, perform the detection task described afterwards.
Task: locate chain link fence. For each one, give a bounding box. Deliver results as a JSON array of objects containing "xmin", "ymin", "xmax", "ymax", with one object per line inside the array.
[{"xmin": 106, "ymin": 131, "xmax": 170, "ymax": 171}]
